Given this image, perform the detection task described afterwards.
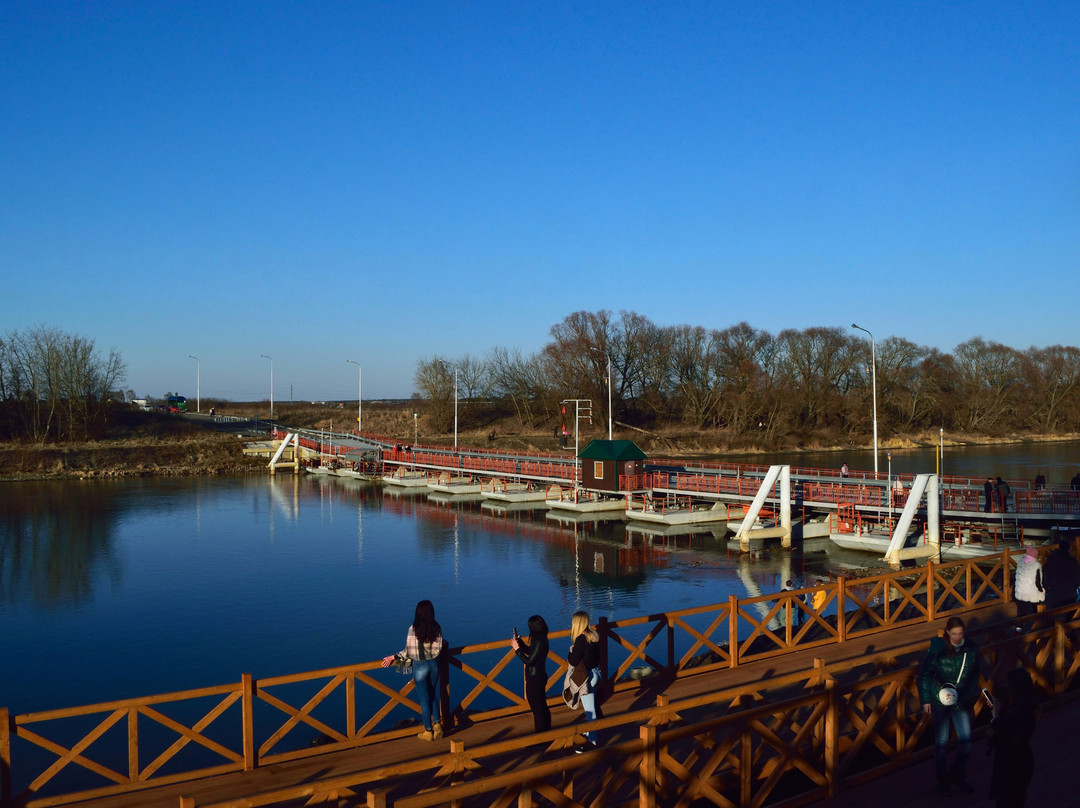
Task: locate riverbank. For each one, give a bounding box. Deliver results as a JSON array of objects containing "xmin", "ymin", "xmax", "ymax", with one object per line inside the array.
[
  {"xmin": 0, "ymin": 432, "xmax": 265, "ymax": 480},
  {"xmin": 2, "ymin": 404, "xmax": 1076, "ymax": 481}
]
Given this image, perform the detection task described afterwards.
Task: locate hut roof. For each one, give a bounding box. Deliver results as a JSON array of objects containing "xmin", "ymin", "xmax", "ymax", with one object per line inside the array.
[{"xmin": 578, "ymin": 439, "xmax": 648, "ymax": 461}]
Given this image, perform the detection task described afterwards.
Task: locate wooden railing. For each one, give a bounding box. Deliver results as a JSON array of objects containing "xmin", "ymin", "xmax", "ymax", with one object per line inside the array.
[
  {"xmin": 0, "ymin": 552, "xmax": 1025, "ymax": 807},
  {"xmin": 179, "ymin": 603, "xmax": 1080, "ymax": 808}
]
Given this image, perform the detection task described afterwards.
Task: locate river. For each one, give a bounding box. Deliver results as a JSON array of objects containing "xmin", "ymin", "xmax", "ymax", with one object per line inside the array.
[{"xmin": 2, "ymin": 441, "xmax": 1077, "ymax": 717}]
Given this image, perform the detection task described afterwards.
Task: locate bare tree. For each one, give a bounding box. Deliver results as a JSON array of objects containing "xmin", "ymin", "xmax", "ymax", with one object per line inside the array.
[{"xmin": 951, "ymin": 337, "xmax": 1020, "ymax": 432}]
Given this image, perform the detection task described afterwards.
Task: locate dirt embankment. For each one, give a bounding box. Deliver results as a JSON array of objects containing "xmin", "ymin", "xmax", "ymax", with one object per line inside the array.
[{"xmin": 0, "ymin": 433, "xmax": 266, "ymax": 480}]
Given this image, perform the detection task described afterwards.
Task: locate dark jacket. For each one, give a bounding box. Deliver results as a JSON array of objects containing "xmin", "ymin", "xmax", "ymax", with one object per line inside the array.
[
  {"xmin": 917, "ymin": 637, "xmax": 981, "ymax": 709},
  {"xmin": 1042, "ymin": 548, "xmax": 1080, "ymax": 608},
  {"xmin": 515, "ymin": 634, "xmax": 549, "ymax": 679},
  {"xmin": 567, "ymin": 633, "xmax": 600, "ymax": 670}
]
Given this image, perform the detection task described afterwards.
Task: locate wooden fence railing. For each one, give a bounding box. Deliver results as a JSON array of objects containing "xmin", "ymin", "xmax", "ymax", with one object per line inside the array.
[
  {"xmin": 178, "ymin": 602, "xmax": 1080, "ymax": 808},
  {"xmin": 0, "ymin": 552, "xmax": 1025, "ymax": 807}
]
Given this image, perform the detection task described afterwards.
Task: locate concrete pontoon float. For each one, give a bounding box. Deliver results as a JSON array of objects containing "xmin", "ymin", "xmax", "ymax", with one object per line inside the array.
[
  {"xmin": 427, "ymin": 471, "xmax": 483, "ymax": 494},
  {"xmin": 625, "ymin": 493, "xmax": 729, "ymax": 526},
  {"xmin": 480, "ymin": 478, "xmax": 547, "ymax": 503},
  {"xmin": 381, "ymin": 467, "xmax": 429, "ymax": 487},
  {"xmin": 545, "ymin": 484, "xmax": 626, "ymax": 513}
]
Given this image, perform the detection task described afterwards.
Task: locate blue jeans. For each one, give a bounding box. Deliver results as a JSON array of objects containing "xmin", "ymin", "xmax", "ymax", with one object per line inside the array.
[
  {"xmin": 932, "ymin": 704, "xmax": 971, "ymax": 778},
  {"xmin": 578, "ymin": 667, "xmax": 603, "ymax": 744},
  {"xmin": 412, "ymin": 658, "xmax": 440, "ymax": 731}
]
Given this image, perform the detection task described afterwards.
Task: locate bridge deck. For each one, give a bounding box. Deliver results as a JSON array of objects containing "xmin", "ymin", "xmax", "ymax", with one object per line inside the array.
[{"xmin": 50, "ymin": 600, "xmax": 1077, "ymax": 808}]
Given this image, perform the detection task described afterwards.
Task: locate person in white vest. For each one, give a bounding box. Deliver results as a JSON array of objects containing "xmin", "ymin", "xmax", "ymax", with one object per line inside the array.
[{"xmin": 1013, "ymin": 546, "xmax": 1045, "ymax": 632}]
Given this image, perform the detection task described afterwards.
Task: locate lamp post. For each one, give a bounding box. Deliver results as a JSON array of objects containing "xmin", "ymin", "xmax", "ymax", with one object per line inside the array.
[
  {"xmin": 260, "ymin": 354, "xmax": 274, "ymax": 421},
  {"xmin": 188, "ymin": 355, "xmax": 200, "ymax": 414},
  {"xmin": 851, "ymin": 324, "xmax": 878, "ymax": 479},
  {"xmin": 588, "ymin": 347, "xmax": 613, "ymax": 440},
  {"xmin": 346, "ymin": 360, "xmax": 362, "ymax": 434}
]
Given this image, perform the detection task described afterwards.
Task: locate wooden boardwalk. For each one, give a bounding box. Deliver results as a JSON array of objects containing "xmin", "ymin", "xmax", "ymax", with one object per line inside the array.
[
  {"xmin": 824, "ymin": 693, "xmax": 1077, "ymax": 807},
  {"xmin": 38, "ymin": 599, "xmax": 1078, "ymax": 808}
]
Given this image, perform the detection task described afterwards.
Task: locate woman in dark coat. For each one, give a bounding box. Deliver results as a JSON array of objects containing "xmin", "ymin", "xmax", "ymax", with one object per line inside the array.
[
  {"xmin": 511, "ymin": 614, "xmax": 551, "ymax": 732},
  {"xmin": 987, "ymin": 668, "xmax": 1038, "ymax": 807}
]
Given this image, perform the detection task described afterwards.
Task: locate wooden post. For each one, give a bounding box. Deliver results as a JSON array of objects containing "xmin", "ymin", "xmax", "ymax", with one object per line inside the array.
[
  {"xmin": 367, "ymin": 788, "xmax": 389, "ymax": 808},
  {"xmin": 639, "ymin": 724, "xmax": 658, "ymax": 808},
  {"xmin": 1055, "ymin": 621, "xmax": 1067, "ymax": 706},
  {"xmin": 729, "ymin": 595, "xmax": 739, "ymax": 669},
  {"xmin": 178, "ymin": 797, "xmax": 195, "ymax": 808},
  {"xmin": 1, "ymin": 707, "xmax": 11, "ymax": 806},
  {"xmin": 667, "ymin": 616, "xmax": 675, "ymax": 675},
  {"xmin": 824, "ymin": 679, "xmax": 839, "ymax": 797},
  {"xmin": 1003, "ymin": 547, "xmax": 1012, "ymax": 604},
  {"xmin": 128, "ymin": 705, "xmax": 139, "ymax": 782},
  {"xmin": 926, "ymin": 560, "xmax": 936, "ymax": 622},
  {"xmin": 346, "ymin": 672, "xmax": 356, "ymax": 739},
  {"xmin": 837, "ymin": 577, "xmax": 847, "ymax": 644},
  {"xmin": 242, "ymin": 673, "xmax": 255, "ymax": 771}
]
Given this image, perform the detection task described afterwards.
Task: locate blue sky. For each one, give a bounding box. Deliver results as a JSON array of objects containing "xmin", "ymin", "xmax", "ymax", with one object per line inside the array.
[{"xmin": 3, "ymin": 2, "xmax": 1078, "ymax": 402}]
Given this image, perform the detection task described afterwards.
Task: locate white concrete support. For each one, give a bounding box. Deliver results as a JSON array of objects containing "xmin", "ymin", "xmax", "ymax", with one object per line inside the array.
[
  {"xmin": 883, "ymin": 473, "xmax": 940, "ymax": 566},
  {"xmin": 780, "ymin": 466, "xmax": 792, "ymax": 548},
  {"xmin": 736, "ymin": 465, "xmax": 792, "ymax": 551},
  {"xmin": 268, "ymin": 432, "xmax": 301, "ymax": 475}
]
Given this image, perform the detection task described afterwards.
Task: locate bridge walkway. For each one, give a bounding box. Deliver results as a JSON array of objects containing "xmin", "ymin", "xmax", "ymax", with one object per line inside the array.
[{"xmin": 52, "ymin": 601, "xmax": 1047, "ymax": 808}]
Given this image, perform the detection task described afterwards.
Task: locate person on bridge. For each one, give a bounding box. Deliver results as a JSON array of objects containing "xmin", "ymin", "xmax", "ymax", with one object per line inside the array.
[
  {"xmin": 1041, "ymin": 537, "xmax": 1080, "ymax": 610},
  {"xmin": 382, "ymin": 600, "xmax": 446, "ymax": 741},
  {"xmin": 995, "ymin": 477, "xmax": 1011, "ymax": 513},
  {"xmin": 1013, "ymin": 546, "xmax": 1045, "ymax": 631},
  {"xmin": 918, "ymin": 616, "xmax": 982, "ymax": 797},
  {"xmin": 511, "ymin": 614, "xmax": 551, "ymax": 733},
  {"xmin": 987, "ymin": 667, "xmax": 1038, "ymax": 808},
  {"xmin": 567, "ymin": 610, "xmax": 603, "ymax": 750},
  {"xmin": 984, "ymin": 477, "xmax": 995, "ymax": 512}
]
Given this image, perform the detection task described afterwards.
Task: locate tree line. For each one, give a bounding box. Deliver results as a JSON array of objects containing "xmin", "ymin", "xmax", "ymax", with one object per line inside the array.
[
  {"xmin": 415, "ymin": 310, "xmax": 1080, "ymax": 444},
  {"xmin": 0, "ymin": 326, "xmax": 127, "ymax": 441}
]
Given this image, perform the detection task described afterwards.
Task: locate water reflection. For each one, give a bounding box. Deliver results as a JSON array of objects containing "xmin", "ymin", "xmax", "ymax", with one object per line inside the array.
[
  {"xmin": 3, "ymin": 442, "xmax": 1077, "ymax": 715},
  {"xmin": 0, "ymin": 481, "xmax": 122, "ymax": 607}
]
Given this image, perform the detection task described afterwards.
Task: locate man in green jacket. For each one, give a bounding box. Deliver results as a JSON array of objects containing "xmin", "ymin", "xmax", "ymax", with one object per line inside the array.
[{"xmin": 917, "ymin": 616, "xmax": 982, "ymax": 797}]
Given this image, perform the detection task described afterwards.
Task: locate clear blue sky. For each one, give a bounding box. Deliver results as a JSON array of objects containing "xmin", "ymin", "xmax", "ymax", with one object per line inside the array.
[{"xmin": 3, "ymin": 2, "xmax": 1078, "ymax": 402}]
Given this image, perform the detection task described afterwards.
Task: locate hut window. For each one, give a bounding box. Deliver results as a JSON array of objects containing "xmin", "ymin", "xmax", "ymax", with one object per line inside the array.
[{"xmin": 594, "ymin": 461, "xmax": 604, "ymax": 479}]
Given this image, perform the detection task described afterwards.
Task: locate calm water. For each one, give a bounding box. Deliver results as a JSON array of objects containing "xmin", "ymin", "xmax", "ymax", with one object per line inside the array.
[{"xmin": 2, "ymin": 441, "xmax": 1078, "ymax": 716}]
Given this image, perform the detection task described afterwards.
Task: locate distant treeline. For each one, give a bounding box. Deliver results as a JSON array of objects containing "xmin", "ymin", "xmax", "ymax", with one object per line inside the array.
[
  {"xmin": 415, "ymin": 310, "xmax": 1080, "ymax": 443},
  {"xmin": 0, "ymin": 326, "xmax": 127, "ymax": 441}
]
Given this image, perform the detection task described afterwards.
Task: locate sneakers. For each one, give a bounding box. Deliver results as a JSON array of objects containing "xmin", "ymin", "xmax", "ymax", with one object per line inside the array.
[
  {"xmin": 432, "ymin": 722, "xmax": 443, "ymax": 740},
  {"xmin": 417, "ymin": 729, "xmax": 434, "ymax": 741}
]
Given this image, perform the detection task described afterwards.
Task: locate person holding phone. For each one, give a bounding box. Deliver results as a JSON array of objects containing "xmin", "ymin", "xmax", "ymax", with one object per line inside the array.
[
  {"xmin": 918, "ymin": 617, "xmax": 982, "ymax": 797},
  {"xmin": 987, "ymin": 669, "xmax": 1038, "ymax": 807},
  {"xmin": 511, "ymin": 614, "xmax": 551, "ymax": 732}
]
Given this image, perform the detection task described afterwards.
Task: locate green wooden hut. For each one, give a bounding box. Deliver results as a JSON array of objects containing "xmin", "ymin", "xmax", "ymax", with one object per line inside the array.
[{"xmin": 578, "ymin": 439, "xmax": 648, "ymax": 493}]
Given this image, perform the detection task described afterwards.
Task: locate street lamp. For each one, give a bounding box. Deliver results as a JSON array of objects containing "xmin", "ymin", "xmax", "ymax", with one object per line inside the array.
[
  {"xmin": 260, "ymin": 354, "xmax": 274, "ymax": 421},
  {"xmin": 188, "ymin": 355, "xmax": 200, "ymax": 414},
  {"xmin": 346, "ymin": 360, "xmax": 362, "ymax": 434},
  {"xmin": 588, "ymin": 347, "xmax": 613, "ymax": 441},
  {"xmin": 851, "ymin": 324, "xmax": 878, "ymax": 479}
]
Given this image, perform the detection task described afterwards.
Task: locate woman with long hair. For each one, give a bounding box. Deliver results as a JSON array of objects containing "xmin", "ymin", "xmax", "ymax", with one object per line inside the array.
[
  {"xmin": 567, "ymin": 610, "xmax": 603, "ymax": 749},
  {"xmin": 382, "ymin": 600, "xmax": 445, "ymax": 740},
  {"xmin": 511, "ymin": 614, "xmax": 551, "ymax": 732}
]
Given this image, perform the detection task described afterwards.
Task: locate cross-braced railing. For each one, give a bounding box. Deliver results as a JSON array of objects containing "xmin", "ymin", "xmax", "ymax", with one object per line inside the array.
[{"xmin": 0, "ymin": 551, "xmax": 1035, "ymax": 807}]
